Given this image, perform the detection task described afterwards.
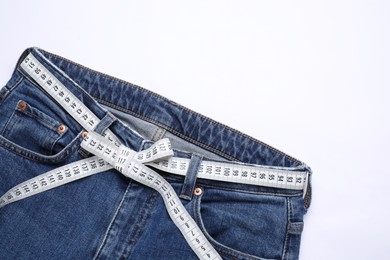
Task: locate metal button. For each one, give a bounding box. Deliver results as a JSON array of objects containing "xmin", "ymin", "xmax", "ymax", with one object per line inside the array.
[
  {"xmin": 81, "ymin": 131, "xmax": 88, "ymax": 139},
  {"xmin": 18, "ymin": 101, "xmax": 27, "ymax": 110},
  {"xmin": 194, "ymin": 187, "xmax": 202, "ymax": 196},
  {"xmin": 57, "ymin": 124, "xmax": 67, "ymax": 133}
]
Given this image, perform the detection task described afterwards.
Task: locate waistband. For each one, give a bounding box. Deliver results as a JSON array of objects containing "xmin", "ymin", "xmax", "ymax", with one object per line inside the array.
[
  {"xmin": 13, "ymin": 47, "xmax": 305, "ymax": 166},
  {"xmin": 2, "ymin": 47, "xmax": 312, "ymax": 207}
]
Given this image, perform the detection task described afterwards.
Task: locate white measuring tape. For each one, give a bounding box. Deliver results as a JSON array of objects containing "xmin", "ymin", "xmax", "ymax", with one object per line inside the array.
[
  {"xmin": 80, "ymin": 131, "xmax": 221, "ymax": 259},
  {"xmin": 148, "ymin": 158, "xmax": 307, "ymax": 190},
  {"xmin": 0, "ymin": 136, "xmax": 171, "ymax": 209},
  {"xmin": 0, "ymin": 156, "xmax": 111, "ymax": 208},
  {"xmin": 0, "ymin": 53, "xmax": 308, "ymax": 259},
  {"xmin": 6, "ymin": 53, "xmax": 221, "ymax": 259},
  {"xmin": 19, "ymin": 53, "xmax": 121, "ymax": 146},
  {"xmin": 17, "ymin": 53, "xmax": 308, "ymax": 192}
]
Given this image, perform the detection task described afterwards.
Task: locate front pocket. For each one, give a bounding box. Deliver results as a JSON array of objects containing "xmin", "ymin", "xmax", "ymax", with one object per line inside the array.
[
  {"xmin": 1, "ymin": 100, "xmax": 69, "ymax": 156},
  {"xmin": 193, "ymin": 187, "xmax": 289, "ymax": 260}
]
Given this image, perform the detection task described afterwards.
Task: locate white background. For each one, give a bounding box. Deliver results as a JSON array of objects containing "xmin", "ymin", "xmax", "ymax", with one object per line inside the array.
[{"xmin": 1, "ymin": 1, "xmax": 389, "ymax": 259}]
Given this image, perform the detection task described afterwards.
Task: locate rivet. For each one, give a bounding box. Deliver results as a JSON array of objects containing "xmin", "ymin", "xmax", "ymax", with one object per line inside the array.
[
  {"xmin": 81, "ymin": 131, "xmax": 88, "ymax": 139},
  {"xmin": 57, "ymin": 124, "xmax": 67, "ymax": 133},
  {"xmin": 194, "ymin": 187, "xmax": 202, "ymax": 196},
  {"xmin": 18, "ymin": 101, "xmax": 27, "ymax": 110}
]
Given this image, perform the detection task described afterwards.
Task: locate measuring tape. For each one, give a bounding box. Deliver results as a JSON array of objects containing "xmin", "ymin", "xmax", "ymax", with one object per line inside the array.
[
  {"xmin": 18, "ymin": 53, "xmax": 308, "ymax": 192},
  {"xmin": 0, "ymin": 137, "xmax": 173, "ymax": 209},
  {"xmin": 81, "ymin": 131, "xmax": 221, "ymax": 259},
  {"xmin": 13, "ymin": 53, "xmax": 222, "ymax": 259},
  {"xmin": 1, "ymin": 52, "xmax": 309, "ymax": 259},
  {"xmin": 20, "ymin": 53, "xmax": 121, "ymax": 146},
  {"xmin": 0, "ymin": 156, "xmax": 111, "ymax": 208},
  {"xmin": 148, "ymin": 158, "xmax": 307, "ymax": 190}
]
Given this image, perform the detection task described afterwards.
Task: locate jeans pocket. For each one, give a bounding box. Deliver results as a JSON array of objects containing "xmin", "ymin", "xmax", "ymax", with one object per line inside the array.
[
  {"xmin": 1, "ymin": 99, "xmax": 68, "ymax": 155},
  {"xmin": 0, "ymin": 99, "xmax": 82, "ymax": 163},
  {"xmin": 193, "ymin": 186, "xmax": 291, "ymax": 260}
]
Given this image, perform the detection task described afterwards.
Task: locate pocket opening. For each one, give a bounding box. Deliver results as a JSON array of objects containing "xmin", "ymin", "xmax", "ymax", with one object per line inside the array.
[
  {"xmin": 193, "ymin": 187, "xmax": 286, "ymax": 260},
  {"xmin": 0, "ymin": 99, "xmax": 80, "ymax": 163},
  {"xmin": 0, "ymin": 131, "xmax": 83, "ymax": 164}
]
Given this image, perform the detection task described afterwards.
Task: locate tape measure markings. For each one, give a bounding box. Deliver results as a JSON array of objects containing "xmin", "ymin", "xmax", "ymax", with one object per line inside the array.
[
  {"xmin": 0, "ymin": 156, "xmax": 111, "ymax": 208},
  {"xmin": 81, "ymin": 131, "xmax": 221, "ymax": 259},
  {"xmin": 0, "ymin": 137, "xmax": 176, "ymax": 209},
  {"xmin": 148, "ymin": 158, "xmax": 307, "ymax": 190},
  {"xmin": 21, "ymin": 54, "xmax": 121, "ymax": 147},
  {"xmin": 134, "ymin": 138, "xmax": 173, "ymax": 163}
]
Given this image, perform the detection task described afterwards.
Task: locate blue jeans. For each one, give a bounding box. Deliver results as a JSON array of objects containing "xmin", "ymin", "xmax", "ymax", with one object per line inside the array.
[{"xmin": 0, "ymin": 47, "xmax": 312, "ymax": 260}]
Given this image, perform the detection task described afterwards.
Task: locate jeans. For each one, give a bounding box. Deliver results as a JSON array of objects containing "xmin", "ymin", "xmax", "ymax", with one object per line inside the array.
[{"xmin": 0, "ymin": 47, "xmax": 312, "ymax": 260}]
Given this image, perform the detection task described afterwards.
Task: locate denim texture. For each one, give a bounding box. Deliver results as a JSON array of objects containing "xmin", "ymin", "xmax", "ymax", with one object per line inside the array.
[{"xmin": 0, "ymin": 47, "xmax": 312, "ymax": 260}]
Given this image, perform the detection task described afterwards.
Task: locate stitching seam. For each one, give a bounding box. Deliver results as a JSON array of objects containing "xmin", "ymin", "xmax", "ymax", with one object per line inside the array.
[
  {"xmin": 193, "ymin": 189, "xmax": 272, "ymax": 260},
  {"xmin": 94, "ymin": 97, "xmax": 240, "ymax": 162},
  {"xmin": 37, "ymin": 48, "xmax": 303, "ymax": 166},
  {"xmin": 93, "ymin": 179, "xmax": 133, "ymax": 259},
  {"xmin": 281, "ymin": 197, "xmax": 291, "ymax": 260}
]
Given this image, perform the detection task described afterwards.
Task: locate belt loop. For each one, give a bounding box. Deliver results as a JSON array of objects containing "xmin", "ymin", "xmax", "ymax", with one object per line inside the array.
[
  {"xmin": 179, "ymin": 153, "xmax": 203, "ymax": 201},
  {"xmin": 93, "ymin": 111, "xmax": 117, "ymax": 135},
  {"xmin": 79, "ymin": 111, "xmax": 117, "ymax": 158},
  {"xmin": 0, "ymin": 85, "xmax": 9, "ymax": 104}
]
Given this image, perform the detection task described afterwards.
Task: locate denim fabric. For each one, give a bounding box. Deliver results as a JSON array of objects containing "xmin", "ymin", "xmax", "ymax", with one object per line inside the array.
[{"xmin": 0, "ymin": 47, "xmax": 312, "ymax": 260}]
